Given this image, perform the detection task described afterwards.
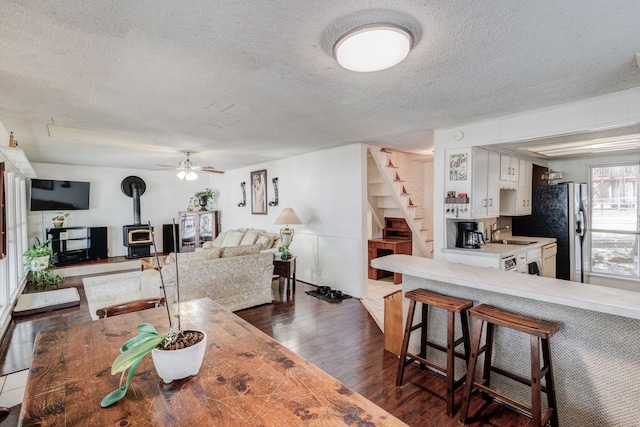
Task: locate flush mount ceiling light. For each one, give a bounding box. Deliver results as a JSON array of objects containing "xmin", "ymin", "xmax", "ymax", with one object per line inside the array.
[{"xmin": 333, "ymin": 23, "xmax": 413, "ymax": 72}]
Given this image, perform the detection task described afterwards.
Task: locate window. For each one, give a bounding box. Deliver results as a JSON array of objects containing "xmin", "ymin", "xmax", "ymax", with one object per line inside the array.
[{"xmin": 590, "ymin": 164, "xmax": 639, "ymax": 278}]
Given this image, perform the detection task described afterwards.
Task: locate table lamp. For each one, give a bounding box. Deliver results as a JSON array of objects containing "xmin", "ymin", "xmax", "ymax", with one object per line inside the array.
[{"xmin": 274, "ymin": 207, "xmax": 302, "ymax": 248}]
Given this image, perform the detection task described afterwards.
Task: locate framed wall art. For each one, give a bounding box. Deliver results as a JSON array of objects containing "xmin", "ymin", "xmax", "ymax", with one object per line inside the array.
[{"xmin": 251, "ymin": 169, "xmax": 267, "ymax": 214}]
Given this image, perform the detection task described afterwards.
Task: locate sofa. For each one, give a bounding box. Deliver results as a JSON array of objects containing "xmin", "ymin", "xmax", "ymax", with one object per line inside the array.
[
  {"xmin": 140, "ymin": 245, "xmax": 275, "ymax": 312},
  {"xmin": 203, "ymin": 228, "xmax": 284, "ymax": 253}
]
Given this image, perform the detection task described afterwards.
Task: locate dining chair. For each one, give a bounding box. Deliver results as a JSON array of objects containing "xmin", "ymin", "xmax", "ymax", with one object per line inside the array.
[{"xmin": 96, "ymin": 297, "xmax": 165, "ymax": 319}]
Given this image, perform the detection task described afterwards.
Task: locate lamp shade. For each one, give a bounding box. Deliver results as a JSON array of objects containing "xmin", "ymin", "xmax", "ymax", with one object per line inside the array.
[{"xmin": 274, "ymin": 208, "xmax": 302, "ymax": 226}]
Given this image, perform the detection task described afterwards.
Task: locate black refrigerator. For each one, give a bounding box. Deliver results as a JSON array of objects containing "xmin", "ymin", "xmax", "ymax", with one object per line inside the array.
[{"xmin": 512, "ymin": 182, "xmax": 589, "ymax": 282}]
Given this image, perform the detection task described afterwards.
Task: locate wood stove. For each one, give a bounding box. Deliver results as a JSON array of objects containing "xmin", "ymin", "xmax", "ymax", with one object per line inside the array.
[
  {"xmin": 123, "ymin": 224, "xmax": 153, "ymax": 258},
  {"xmin": 120, "ymin": 176, "xmax": 153, "ymax": 259}
]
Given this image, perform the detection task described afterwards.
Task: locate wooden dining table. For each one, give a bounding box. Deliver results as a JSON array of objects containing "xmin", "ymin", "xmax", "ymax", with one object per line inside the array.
[{"xmin": 19, "ymin": 297, "xmax": 406, "ymax": 426}]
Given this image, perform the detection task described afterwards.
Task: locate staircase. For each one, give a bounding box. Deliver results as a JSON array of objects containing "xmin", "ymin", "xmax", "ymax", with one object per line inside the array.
[{"xmin": 368, "ymin": 147, "xmax": 432, "ymax": 258}]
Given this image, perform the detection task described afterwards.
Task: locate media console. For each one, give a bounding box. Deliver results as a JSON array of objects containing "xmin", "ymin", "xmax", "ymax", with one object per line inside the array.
[{"xmin": 47, "ymin": 226, "xmax": 108, "ymax": 266}]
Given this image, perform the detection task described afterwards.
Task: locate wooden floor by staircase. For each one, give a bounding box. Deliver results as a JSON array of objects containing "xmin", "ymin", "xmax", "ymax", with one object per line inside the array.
[{"xmin": 0, "ymin": 274, "xmax": 530, "ymax": 426}]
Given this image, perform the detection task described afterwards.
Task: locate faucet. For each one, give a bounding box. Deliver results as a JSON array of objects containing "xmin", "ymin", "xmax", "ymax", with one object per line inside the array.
[{"xmin": 491, "ymin": 224, "xmax": 509, "ymax": 242}]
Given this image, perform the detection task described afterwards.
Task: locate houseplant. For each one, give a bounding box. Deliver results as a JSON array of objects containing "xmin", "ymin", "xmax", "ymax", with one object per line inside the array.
[
  {"xmin": 22, "ymin": 237, "xmax": 64, "ymax": 287},
  {"xmin": 101, "ymin": 222, "xmax": 207, "ymax": 408},
  {"xmin": 189, "ymin": 188, "xmax": 215, "ymax": 211},
  {"xmin": 52, "ymin": 212, "xmax": 69, "ymax": 228}
]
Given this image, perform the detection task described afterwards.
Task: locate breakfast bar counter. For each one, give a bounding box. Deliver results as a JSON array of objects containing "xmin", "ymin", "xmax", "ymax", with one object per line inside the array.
[{"xmin": 372, "ymin": 255, "xmax": 640, "ymax": 427}]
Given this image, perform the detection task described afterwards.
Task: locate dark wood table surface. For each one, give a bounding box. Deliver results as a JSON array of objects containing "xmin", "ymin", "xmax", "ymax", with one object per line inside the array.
[{"xmin": 20, "ymin": 297, "xmax": 406, "ymax": 426}]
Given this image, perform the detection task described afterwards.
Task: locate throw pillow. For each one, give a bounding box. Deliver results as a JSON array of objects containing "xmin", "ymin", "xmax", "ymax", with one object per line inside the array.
[
  {"xmin": 221, "ymin": 229, "xmax": 246, "ymax": 247},
  {"xmin": 240, "ymin": 229, "xmax": 260, "ymax": 246},
  {"xmin": 273, "ymin": 237, "xmax": 283, "ymax": 249},
  {"xmin": 255, "ymin": 235, "xmax": 274, "ymax": 250},
  {"xmin": 211, "ymin": 231, "xmax": 227, "ymax": 248},
  {"xmin": 221, "ymin": 244, "xmax": 261, "ymax": 258},
  {"xmin": 202, "ymin": 241, "xmax": 215, "ymax": 249}
]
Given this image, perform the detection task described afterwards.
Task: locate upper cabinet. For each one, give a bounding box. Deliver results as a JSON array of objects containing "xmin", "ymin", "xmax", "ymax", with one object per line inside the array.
[
  {"xmin": 471, "ymin": 147, "xmax": 501, "ymax": 218},
  {"xmin": 500, "ymin": 158, "xmax": 533, "ymax": 216},
  {"xmin": 444, "ymin": 147, "xmax": 501, "ymax": 220},
  {"xmin": 517, "ymin": 159, "xmax": 533, "ymax": 215},
  {"xmin": 446, "ymin": 147, "xmax": 534, "ymax": 219},
  {"xmin": 499, "ymin": 153, "xmax": 518, "ymax": 187}
]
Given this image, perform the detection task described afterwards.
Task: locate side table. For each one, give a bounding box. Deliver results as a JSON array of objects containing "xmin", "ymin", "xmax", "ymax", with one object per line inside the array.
[{"xmin": 273, "ymin": 256, "xmax": 296, "ymax": 293}]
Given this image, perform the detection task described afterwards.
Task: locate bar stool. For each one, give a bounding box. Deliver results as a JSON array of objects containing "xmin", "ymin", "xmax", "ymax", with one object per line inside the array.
[
  {"xmin": 459, "ymin": 304, "xmax": 560, "ymax": 427},
  {"xmin": 396, "ymin": 288, "xmax": 473, "ymax": 417}
]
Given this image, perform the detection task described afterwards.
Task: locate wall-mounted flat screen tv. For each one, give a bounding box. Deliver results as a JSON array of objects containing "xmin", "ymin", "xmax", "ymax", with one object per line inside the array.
[{"xmin": 30, "ymin": 179, "xmax": 90, "ymax": 211}]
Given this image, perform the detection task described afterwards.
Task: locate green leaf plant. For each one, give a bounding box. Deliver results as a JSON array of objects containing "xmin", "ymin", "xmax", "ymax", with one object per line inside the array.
[
  {"xmin": 23, "ymin": 237, "xmax": 64, "ymax": 287},
  {"xmin": 100, "ymin": 323, "xmax": 169, "ymax": 407},
  {"xmin": 101, "ymin": 220, "xmax": 183, "ymax": 408}
]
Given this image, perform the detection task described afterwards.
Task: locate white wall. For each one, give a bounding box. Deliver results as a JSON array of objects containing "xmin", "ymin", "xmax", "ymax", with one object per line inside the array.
[
  {"xmin": 216, "ymin": 143, "xmax": 367, "ymax": 298},
  {"xmin": 29, "ymin": 163, "xmax": 226, "ymax": 257},
  {"xmin": 29, "ymin": 143, "xmax": 369, "ymax": 298}
]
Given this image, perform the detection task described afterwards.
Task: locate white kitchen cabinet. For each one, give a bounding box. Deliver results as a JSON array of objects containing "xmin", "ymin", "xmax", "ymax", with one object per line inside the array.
[
  {"xmin": 517, "ymin": 159, "xmax": 532, "ymax": 215},
  {"xmin": 470, "ymin": 147, "xmax": 500, "ymax": 218},
  {"xmin": 500, "ymin": 153, "xmax": 519, "ymax": 184},
  {"xmin": 500, "ymin": 157, "xmax": 533, "ymax": 216}
]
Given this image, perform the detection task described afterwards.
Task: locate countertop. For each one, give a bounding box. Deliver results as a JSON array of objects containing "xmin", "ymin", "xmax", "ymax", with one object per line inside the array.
[
  {"xmin": 442, "ymin": 235, "xmax": 556, "ymax": 258},
  {"xmin": 371, "ymin": 254, "xmax": 640, "ymax": 320}
]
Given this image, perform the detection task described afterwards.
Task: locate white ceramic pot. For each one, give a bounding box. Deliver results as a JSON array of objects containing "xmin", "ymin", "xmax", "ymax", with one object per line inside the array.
[
  {"xmin": 31, "ymin": 256, "xmax": 50, "ymax": 272},
  {"xmin": 151, "ymin": 331, "xmax": 207, "ymax": 383}
]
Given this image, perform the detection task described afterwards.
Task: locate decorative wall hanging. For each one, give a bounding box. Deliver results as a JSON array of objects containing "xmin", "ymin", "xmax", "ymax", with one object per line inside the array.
[
  {"xmin": 268, "ymin": 177, "xmax": 279, "ymax": 207},
  {"xmin": 449, "ymin": 153, "xmax": 468, "ymax": 181},
  {"xmin": 250, "ymin": 169, "xmax": 267, "ymax": 215},
  {"xmin": 238, "ymin": 182, "xmax": 246, "ymax": 207}
]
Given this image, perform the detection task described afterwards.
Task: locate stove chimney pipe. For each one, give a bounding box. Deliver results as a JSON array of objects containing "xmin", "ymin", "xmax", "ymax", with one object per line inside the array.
[{"xmin": 120, "ymin": 176, "xmax": 147, "ymax": 225}]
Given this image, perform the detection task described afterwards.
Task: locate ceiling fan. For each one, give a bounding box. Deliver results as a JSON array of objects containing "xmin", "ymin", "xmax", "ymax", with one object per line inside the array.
[{"xmin": 157, "ymin": 150, "xmax": 224, "ymax": 180}]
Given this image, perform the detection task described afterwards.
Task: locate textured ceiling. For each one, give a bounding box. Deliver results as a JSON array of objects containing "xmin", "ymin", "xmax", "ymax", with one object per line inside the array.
[{"xmin": 0, "ymin": 1, "xmax": 639, "ymax": 172}]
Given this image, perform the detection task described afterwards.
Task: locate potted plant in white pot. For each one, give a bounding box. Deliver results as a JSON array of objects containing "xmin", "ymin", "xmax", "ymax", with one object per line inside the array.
[
  {"xmin": 101, "ymin": 221, "xmax": 207, "ymax": 407},
  {"xmin": 22, "ymin": 237, "xmax": 64, "ymax": 287},
  {"xmin": 51, "ymin": 212, "xmax": 69, "ymax": 228}
]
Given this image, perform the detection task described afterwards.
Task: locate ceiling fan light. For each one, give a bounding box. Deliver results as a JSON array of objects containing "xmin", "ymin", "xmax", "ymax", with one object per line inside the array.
[
  {"xmin": 186, "ymin": 170, "xmax": 198, "ymax": 181},
  {"xmin": 176, "ymin": 170, "xmax": 186, "ymax": 180},
  {"xmin": 333, "ymin": 23, "xmax": 413, "ymax": 72}
]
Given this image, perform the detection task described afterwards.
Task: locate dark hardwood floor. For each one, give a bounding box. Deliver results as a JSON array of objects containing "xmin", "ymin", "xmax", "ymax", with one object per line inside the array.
[{"xmin": 0, "ymin": 271, "xmax": 530, "ymax": 426}]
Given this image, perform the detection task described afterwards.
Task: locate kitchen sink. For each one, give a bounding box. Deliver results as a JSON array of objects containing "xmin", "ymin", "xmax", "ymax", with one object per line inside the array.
[
  {"xmin": 501, "ymin": 240, "xmax": 536, "ymax": 245},
  {"xmin": 486, "ymin": 240, "xmax": 536, "ymax": 246}
]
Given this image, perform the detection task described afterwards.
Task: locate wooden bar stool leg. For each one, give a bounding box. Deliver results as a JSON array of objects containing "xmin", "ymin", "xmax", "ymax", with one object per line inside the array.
[
  {"xmin": 530, "ymin": 335, "xmax": 542, "ymax": 427},
  {"xmin": 460, "ymin": 310, "xmax": 471, "ymax": 365},
  {"xmin": 445, "ymin": 310, "xmax": 455, "ymax": 417},
  {"xmin": 480, "ymin": 322, "xmax": 494, "ymax": 401},
  {"xmin": 542, "ymin": 338, "xmax": 559, "ymax": 427},
  {"xmin": 419, "ymin": 303, "xmax": 429, "ymax": 371},
  {"xmin": 396, "ymin": 299, "xmax": 417, "ymax": 386},
  {"xmin": 459, "ymin": 317, "xmax": 484, "ymax": 424}
]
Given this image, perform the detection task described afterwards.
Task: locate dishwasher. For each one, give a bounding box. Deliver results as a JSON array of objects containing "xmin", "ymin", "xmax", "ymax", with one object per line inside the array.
[{"xmin": 541, "ymin": 243, "xmax": 557, "ymax": 278}]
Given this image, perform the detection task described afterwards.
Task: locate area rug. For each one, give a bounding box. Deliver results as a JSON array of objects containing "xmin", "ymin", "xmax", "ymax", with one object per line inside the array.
[
  {"xmin": 13, "ymin": 287, "xmax": 80, "ymax": 317},
  {"xmin": 83, "ymin": 271, "xmax": 142, "ymax": 320}
]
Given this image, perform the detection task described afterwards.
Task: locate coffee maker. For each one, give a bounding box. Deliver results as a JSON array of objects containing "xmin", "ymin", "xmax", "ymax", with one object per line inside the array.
[{"xmin": 456, "ymin": 222, "xmax": 485, "ymax": 249}]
